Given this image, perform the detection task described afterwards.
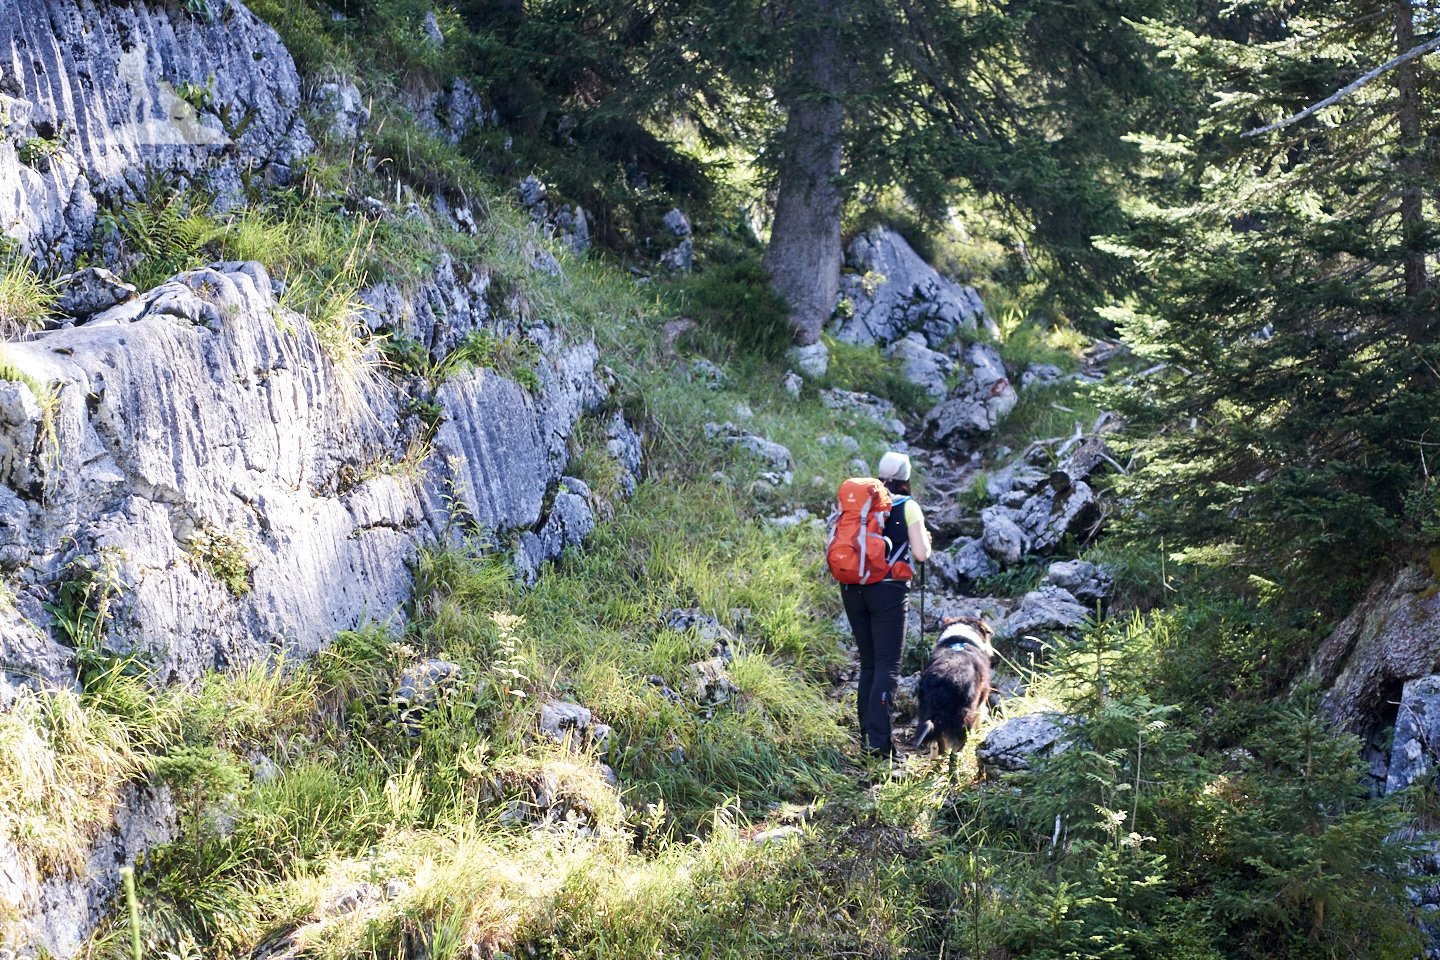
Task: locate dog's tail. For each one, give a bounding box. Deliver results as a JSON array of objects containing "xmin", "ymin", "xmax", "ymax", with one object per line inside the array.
[{"xmin": 913, "ymin": 719, "xmax": 935, "ymax": 749}]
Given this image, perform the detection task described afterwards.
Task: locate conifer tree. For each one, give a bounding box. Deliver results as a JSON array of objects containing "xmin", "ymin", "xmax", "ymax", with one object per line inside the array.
[{"xmin": 1113, "ymin": 0, "xmax": 1440, "ymax": 595}]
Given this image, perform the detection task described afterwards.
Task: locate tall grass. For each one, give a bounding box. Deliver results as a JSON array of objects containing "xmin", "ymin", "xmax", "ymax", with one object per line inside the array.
[
  {"xmin": 0, "ymin": 255, "xmax": 55, "ymax": 339},
  {"xmin": 0, "ymin": 687, "xmax": 149, "ymax": 872}
]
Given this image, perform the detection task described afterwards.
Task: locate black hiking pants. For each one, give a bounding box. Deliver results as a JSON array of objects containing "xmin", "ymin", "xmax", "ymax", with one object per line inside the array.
[{"xmin": 841, "ymin": 580, "xmax": 908, "ymax": 756}]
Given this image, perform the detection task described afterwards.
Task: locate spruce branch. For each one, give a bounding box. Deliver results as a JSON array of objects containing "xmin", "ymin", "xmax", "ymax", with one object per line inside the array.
[{"xmin": 1242, "ymin": 33, "xmax": 1440, "ymax": 137}]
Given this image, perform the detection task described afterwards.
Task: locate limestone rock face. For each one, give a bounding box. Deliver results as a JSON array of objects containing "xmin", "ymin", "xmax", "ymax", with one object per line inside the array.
[
  {"xmin": 0, "ymin": 260, "xmax": 622, "ymax": 953},
  {"xmin": 1385, "ymin": 675, "xmax": 1440, "ymax": 794},
  {"xmin": 0, "ymin": 782, "xmax": 174, "ymax": 958},
  {"xmin": 1311, "ymin": 563, "xmax": 1440, "ymax": 734},
  {"xmin": 831, "ymin": 228, "xmax": 992, "ymax": 347},
  {"xmin": 0, "ymin": 264, "xmax": 412, "ymax": 687},
  {"xmin": 0, "ymin": 260, "xmax": 612, "ymax": 702},
  {"xmin": 0, "ymin": 0, "xmax": 307, "ymax": 263}
]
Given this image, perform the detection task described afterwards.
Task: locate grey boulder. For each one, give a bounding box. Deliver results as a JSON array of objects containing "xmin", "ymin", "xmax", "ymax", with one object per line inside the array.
[
  {"xmin": 981, "ymin": 507, "xmax": 1027, "ymax": 567},
  {"xmin": 705, "ymin": 422, "xmax": 793, "ymax": 470},
  {"xmin": 691, "ymin": 358, "xmax": 728, "ymax": 388},
  {"xmin": 54, "ymin": 268, "xmax": 136, "ymax": 321},
  {"xmin": 985, "ymin": 460, "xmax": 1050, "ymax": 500},
  {"xmin": 662, "ymin": 209, "xmax": 692, "ymax": 237},
  {"xmin": 392, "ymin": 659, "xmax": 463, "ymax": 727},
  {"xmin": 668, "ymin": 607, "xmax": 742, "ymax": 662},
  {"xmin": 788, "ymin": 342, "xmax": 829, "ymax": 378},
  {"xmin": 884, "ymin": 332, "xmax": 955, "ymax": 400},
  {"xmin": 831, "ymin": 227, "xmax": 992, "ymax": 347},
  {"xmin": 930, "ymin": 536, "xmax": 998, "ymax": 588},
  {"xmin": 314, "ymin": 81, "xmax": 369, "ymax": 141},
  {"xmin": 1043, "ymin": 560, "xmax": 1113, "ymax": 606},
  {"xmin": 921, "ymin": 344, "xmax": 1017, "ymax": 451},
  {"xmin": 821, "ymin": 388, "xmax": 905, "ymax": 436},
  {"xmin": 999, "ymin": 585, "xmax": 1091, "ymax": 640},
  {"xmin": 976, "ymin": 712, "xmax": 1071, "ymax": 773},
  {"xmin": 1013, "ymin": 481, "xmax": 1101, "ymax": 555},
  {"xmin": 660, "ymin": 238, "xmax": 693, "ymax": 273},
  {"xmin": 1021, "ymin": 363, "xmax": 1063, "ymax": 390}
]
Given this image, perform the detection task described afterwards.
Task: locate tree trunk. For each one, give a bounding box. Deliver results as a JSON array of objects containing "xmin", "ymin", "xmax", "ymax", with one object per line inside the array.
[
  {"xmin": 1395, "ymin": 0, "xmax": 1425, "ymax": 299},
  {"xmin": 763, "ymin": 0, "xmax": 844, "ymax": 346}
]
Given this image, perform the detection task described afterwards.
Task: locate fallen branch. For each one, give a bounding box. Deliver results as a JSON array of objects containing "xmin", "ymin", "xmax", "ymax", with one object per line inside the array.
[{"xmin": 1241, "ymin": 34, "xmax": 1440, "ymax": 137}]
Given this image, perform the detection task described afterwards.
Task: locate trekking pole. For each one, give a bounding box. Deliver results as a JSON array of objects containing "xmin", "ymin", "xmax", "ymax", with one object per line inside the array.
[{"xmin": 919, "ymin": 560, "xmax": 926, "ymax": 646}]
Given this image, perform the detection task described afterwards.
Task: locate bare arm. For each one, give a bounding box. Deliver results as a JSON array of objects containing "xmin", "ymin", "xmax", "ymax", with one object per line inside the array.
[{"xmin": 909, "ymin": 519, "xmax": 931, "ymax": 564}]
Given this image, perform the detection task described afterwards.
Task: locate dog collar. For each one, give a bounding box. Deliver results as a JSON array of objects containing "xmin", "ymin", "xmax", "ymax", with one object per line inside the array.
[{"xmin": 938, "ymin": 622, "xmax": 992, "ymax": 653}]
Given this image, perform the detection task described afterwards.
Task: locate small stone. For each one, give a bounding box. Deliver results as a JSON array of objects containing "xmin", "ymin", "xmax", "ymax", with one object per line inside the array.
[
  {"xmin": 422, "ymin": 10, "xmax": 444, "ymax": 44},
  {"xmin": 691, "ymin": 358, "xmax": 727, "ymax": 388},
  {"xmin": 662, "ymin": 208, "xmax": 692, "ymax": 237},
  {"xmin": 750, "ymin": 825, "xmax": 802, "ymax": 844},
  {"xmin": 847, "ymin": 458, "xmax": 869, "ymax": 476},
  {"xmin": 788, "ymin": 342, "xmax": 829, "ymax": 378},
  {"xmin": 734, "ymin": 402, "xmax": 753, "ymax": 420},
  {"xmin": 768, "ymin": 508, "xmax": 813, "ymax": 529},
  {"xmin": 819, "ymin": 435, "xmax": 859, "ymax": 452},
  {"xmin": 783, "ymin": 370, "xmax": 803, "ymax": 398},
  {"xmin": 1021, "ymin": 363, "xmax": 1063, "ymax": 390},
  {"xmin": 384, "ymin": 879, "xmax": 408, "ymax": 901},
  {"xmin": 540, "ymin": 701, "xmax": 592, "ymax": 742},
  {"xmin": 710, "ymin": 426, "xmax": 793, "ymax": 470}
]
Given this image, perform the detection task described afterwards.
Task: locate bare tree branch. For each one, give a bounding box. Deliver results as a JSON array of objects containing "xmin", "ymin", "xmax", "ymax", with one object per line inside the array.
[{"xmin": 1241, "ymin": 33, "xmax": 1440, "ymax": 137}]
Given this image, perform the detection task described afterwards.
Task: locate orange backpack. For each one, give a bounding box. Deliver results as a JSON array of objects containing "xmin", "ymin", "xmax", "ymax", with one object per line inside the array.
[{"xmin": 825, "ymin": 478, "xmax": 895, "ymax": 584}]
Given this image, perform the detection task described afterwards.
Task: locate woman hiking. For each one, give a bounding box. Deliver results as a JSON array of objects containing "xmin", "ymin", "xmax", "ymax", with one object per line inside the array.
[{"xmin": 840, "ymin": 451, "xmax": 931, "ymax": 759}]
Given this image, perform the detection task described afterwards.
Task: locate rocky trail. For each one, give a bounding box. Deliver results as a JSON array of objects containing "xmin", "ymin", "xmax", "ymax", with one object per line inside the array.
[{"xmin": 710, "ymin": 226, "xmax": 1135, "ymax": 778}]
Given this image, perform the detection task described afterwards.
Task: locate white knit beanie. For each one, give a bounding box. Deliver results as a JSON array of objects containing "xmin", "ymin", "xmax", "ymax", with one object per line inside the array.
[{"xmin": 877, "ymin": 451, "xmax": 911, "ymax": 481}]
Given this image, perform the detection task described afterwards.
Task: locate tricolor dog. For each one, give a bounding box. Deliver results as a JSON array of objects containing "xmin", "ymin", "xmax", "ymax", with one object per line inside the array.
[{"xmin": 913, "ymin": 616, "xmax": 994, "ymax": 755}]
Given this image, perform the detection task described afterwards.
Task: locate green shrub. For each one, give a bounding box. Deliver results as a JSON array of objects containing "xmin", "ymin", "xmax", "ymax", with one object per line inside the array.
[
  {"xmin": 0, "ymin": 255, "xmax": 56, "ymax": 338},
  {"xmin": 820, "ymin": 336, "xmax": 933, "ymax": 416},
  {"xmin": 184, "ymin": 527, "xmax": 253, "ymax": 597},
  {"xmin": 667, "ymin": 258, "xmax": 792, "ymax": 360}
]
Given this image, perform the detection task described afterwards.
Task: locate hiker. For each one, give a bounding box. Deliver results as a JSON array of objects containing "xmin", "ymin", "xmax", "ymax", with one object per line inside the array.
[{"xmin": 831, "ymin": 451, "xmax": 931, "ymax": 759}]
